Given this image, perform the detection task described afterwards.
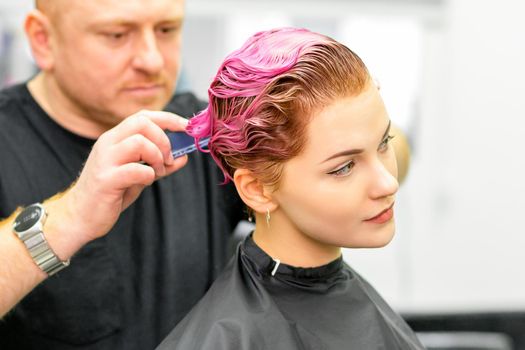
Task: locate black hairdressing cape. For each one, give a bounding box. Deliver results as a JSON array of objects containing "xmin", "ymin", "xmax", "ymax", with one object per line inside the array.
[{"xmin": 157, "ymin": 234, "xmax": 425, "ymax": 349}]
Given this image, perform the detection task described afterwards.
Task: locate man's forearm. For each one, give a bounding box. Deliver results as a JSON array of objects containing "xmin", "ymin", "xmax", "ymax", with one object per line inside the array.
[
  {"xmin": 0, "ymin": 191, "xmax": 85, "ymax": 318},
  {"xmin": 0, "ymin": 209, "xmax": 47, "ymax": 317}
]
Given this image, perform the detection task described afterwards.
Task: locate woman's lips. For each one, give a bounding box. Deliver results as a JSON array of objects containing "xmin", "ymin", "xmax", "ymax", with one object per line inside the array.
[{"xmin": 364, "ymin": 203, "xmax": 394, "ymax": 224}]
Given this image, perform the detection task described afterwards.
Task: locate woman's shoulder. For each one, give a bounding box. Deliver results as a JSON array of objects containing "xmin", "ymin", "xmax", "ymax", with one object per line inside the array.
[{"xmin": 156, "ymin": 255, "xmax": 281, "ymax": 349}]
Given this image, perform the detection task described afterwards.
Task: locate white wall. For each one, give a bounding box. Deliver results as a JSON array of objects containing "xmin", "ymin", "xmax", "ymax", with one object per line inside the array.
[
  {"xmin": 407, "ymin": 0, "xmax": 525, "ymax": 312},
  {"xmin": 0, "ymin": 0, "xmax": 34, "ymax": 86}
]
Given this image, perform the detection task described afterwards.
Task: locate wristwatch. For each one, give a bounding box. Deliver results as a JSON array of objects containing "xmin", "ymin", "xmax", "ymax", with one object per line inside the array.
[{"xmin": 13, "ymin": 203, "xmax": 70, "ymax": 276}]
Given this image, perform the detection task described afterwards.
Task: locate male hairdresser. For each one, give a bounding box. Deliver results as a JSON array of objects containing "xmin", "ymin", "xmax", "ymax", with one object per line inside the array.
[{"xmin": 0, "ymin": 1, "xmax": 243, "ymax": 348}]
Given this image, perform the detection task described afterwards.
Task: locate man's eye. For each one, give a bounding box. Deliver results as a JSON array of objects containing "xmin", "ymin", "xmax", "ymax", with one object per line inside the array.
[
  {"xmin": 379, "ymin": 135, "xmax": 395, "ymax": 152},
  {"xmin": 328, "ymin": 161, "xmax": 355, "ymax": 177},
  {"xmin": 105, "ymin": 32, "xmax": 127, "ymax": 40},
  {"xmin": 158, "ymin": 26, "xmax": 179, "ymax": 35}
]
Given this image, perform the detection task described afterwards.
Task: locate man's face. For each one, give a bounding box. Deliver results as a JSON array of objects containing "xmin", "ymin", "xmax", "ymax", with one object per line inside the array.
[{"xmin": 48, "ymin": 0, "xmax": 184, "ymax": 126}]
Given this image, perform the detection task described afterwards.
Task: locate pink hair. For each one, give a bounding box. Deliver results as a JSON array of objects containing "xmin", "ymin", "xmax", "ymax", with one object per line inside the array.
[{"xmin": 187, "ymin": 27, "xmax": 370, "ymax": 186}]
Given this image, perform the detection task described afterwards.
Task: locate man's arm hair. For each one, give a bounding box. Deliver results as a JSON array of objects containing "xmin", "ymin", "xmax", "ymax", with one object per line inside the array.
[
  {"xmin": 0, "ymin": 190, "xmax": 79, "ymax": 318},
  {"xmin": 0, "ymin": 208, "xmax": 47, "ymax": 318}
]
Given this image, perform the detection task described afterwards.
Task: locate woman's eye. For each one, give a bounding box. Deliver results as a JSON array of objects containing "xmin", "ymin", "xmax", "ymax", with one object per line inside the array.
[
  {"xmin": 328, "ymin": 161, "xmax": 355, "ymax": 177},
  {"xmin": 378, "ymin": 135, "xmax": 395, "ymax": 152}
]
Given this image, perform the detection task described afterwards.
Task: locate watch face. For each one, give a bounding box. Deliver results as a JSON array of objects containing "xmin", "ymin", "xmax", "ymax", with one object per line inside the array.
[{"xmin": 14, "ymin": 205, "xmax": 43, "ymax": 232}]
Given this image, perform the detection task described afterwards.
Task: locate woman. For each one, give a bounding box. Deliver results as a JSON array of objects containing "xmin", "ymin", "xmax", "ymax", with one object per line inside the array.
[{"xmin": 158, "ymin": 27, "xmax": 424, "ymax": 349}]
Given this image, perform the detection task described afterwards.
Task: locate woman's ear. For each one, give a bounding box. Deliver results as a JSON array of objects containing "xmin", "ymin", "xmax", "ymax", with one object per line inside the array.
[
  {"xmin": 233, "ymin": 169, "xmax": 278, "ymax": 214},
  {"xmin": 24, "ymin": 9, "xmax": 54, "ymax": 71}
]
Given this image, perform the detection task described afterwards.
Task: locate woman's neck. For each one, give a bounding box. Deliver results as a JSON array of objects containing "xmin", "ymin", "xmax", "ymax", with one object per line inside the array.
[{"xmin": 252, "ymin": 212, "xmax": 341, "ymax": 268}]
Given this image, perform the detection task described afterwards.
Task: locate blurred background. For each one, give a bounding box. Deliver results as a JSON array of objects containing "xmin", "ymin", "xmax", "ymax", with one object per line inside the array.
[{"xmin": 2, "ymin": 0, "xmax": 524, "ymax": 348}]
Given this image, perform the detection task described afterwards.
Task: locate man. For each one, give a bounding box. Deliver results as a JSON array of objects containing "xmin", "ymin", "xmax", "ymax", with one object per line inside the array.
[{"xmin": 0, "ymin": 0, "xmax": 244, "ymax": 348}]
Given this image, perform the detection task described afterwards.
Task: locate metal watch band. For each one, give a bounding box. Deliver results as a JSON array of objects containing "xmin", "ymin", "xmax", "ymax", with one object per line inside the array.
[
  {"xmin": 13, "ymin": 204, "xmax": 70, "ymax": 276},
  {"xmin": 24, "ymin": 230, "xmax": 70, "ymax": 275}
]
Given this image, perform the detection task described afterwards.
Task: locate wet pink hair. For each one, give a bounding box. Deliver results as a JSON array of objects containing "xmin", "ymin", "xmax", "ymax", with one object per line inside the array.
[{"xmin": 187, "ymin": 27, "xmax": 370, "ymax": 186}]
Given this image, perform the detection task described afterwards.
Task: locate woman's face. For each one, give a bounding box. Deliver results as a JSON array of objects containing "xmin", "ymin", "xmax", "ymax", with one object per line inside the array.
[{"xmin": 272, "ymin": 83, "xmax": 399, "ymax": 249}]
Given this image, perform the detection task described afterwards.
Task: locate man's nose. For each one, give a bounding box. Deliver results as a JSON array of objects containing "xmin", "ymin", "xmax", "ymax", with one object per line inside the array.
[{"xmin": 132, "ymin": 30, "xmax": 164, "ymax": 74}]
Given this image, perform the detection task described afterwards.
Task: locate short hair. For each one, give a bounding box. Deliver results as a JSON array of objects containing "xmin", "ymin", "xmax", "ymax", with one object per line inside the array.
[{"xmin": 188, "ymin": 27, "xmax": 370, "ymax": 187}]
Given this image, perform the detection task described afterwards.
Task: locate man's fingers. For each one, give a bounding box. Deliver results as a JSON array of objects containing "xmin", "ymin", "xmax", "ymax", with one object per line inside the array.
[
  {"xmin": 127, "ymin": 110, "xmax": 189, "ymax": 132},
  {"xmin": 112, "ymin": 134, "xmax": 167, "ymax": 177},
  {"xmin": 162, "ymin": 155, "xmax": 189, "ymax": 177},
  {"xmin": 103, "ymin": 111, "xmax": 189, "ymax": 164},
  {"xmin": 111, "ymin": 163, "xmax": 156, "ymax": 188},
  {"xmin": 140, "ymin": 110, "xmax": 189, "ymax": 131},
  {"xmin": 105, "ymin": 115, "xmax": 172, "ymax": 163}
]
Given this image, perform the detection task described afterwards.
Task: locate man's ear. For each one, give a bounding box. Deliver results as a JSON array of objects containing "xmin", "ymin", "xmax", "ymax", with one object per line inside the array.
[
  {"xmin": 233, "ymin": 169, "xmax": 278, "ymax": 214},
  {"xmin": 24, "ymin": 9, "xmax": 54, "ymax": 71}
]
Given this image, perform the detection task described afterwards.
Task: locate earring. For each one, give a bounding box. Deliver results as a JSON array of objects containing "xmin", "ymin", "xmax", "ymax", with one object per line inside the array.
[
  {"xmin": 266, "ymin": 208, "xmax": 271, "ymax": 228},
  {"xmin": 246, "ymin": 208, "xmax": 254, "ymax": 223}
]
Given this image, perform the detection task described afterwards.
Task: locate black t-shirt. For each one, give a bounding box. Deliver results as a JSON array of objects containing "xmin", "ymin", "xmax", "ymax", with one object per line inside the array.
[
  {"xmin": 0, "ymin": 84, "xmax": 244, "ymax": 349},
  {"xmin": 157, "ymin": 234, "xmax": 426, "ymax": 350}
]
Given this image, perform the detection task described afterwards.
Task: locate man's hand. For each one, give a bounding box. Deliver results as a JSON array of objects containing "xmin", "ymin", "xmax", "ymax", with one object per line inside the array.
[
  {"xmin": 46, "ymin": 110, "xmax": 190, "ymax": 257},
  {"xmin": 0, "ymin": 110, "xmax": 190, "ymax": 316}
]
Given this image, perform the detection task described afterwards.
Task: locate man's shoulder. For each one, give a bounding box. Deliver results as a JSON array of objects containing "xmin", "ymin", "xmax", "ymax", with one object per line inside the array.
[
  {"xmin": 0, "ymin": 83, "xmax": 30, "ymax": 128},
  {"xmin": 164, "ymin": 92, "xmax": 207, "ymax": 118},
  {"xmin": 0, "ymin": 83, "xmax": 27, "ymax": 111}
]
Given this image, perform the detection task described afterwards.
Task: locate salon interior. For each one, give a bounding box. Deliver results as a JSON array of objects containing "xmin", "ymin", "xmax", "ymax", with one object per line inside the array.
[{"xmin": 1, "ymin": 0, "xmax": 524, "ymax": 349}]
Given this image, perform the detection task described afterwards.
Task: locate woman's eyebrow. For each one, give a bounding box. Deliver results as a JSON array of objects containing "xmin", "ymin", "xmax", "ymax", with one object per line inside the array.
[
  {"xmin": 321, "ymin": 148, "xmax": 363, "ymax": 164},
  {"xmin": 320, "ymin": 120, "xmax": 392, "ymax": 164}
]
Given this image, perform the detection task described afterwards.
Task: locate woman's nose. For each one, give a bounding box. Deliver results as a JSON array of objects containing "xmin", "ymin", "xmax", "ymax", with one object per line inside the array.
[{"xmin": 368, "ymin": 157, "xmax": 399, "ymax": 200}]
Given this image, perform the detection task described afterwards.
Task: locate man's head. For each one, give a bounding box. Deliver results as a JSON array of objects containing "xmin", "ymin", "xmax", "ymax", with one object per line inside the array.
[{"xmin": 27, "ymin": 0, "xmax": 185, "ymax": 131}]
